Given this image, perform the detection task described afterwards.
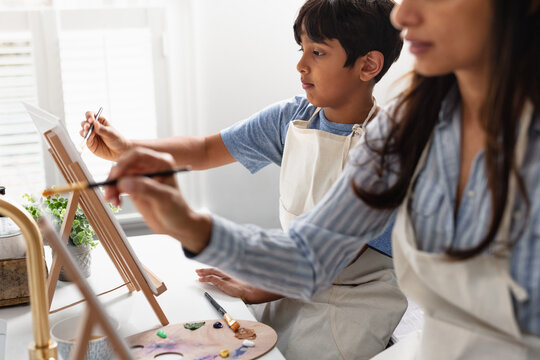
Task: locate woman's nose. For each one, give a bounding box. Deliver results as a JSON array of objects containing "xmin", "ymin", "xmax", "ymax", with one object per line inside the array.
[{"xmin": 391, "ymin": 0, "xmax": 421, "ymax": 31}]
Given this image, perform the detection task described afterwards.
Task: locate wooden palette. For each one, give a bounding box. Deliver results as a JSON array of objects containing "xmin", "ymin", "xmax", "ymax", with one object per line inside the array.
[{"xmin": 126, "ymin": 319, "xmax": 277, "ymax": 359}]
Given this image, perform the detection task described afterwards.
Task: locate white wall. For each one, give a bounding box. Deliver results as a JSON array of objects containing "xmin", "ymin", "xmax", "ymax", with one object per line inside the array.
[{"xmin": 167, "ymin": 0, "xmax": 413, "ymax": 228}]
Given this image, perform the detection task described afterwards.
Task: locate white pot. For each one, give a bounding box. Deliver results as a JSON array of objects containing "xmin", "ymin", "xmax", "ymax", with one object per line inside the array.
[
  {"xmin": 55, "ymin": 243, "xmax": 92, "ymax": 281},
  {"xmin": 51, "ymin": 315, "xmax": 119, "ymax": 360}
]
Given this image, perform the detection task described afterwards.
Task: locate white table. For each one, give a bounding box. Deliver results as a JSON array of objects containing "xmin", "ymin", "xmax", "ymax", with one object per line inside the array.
[{"xmin": 0, "ymin": 234, "xmax": 285, "ymax": 359}]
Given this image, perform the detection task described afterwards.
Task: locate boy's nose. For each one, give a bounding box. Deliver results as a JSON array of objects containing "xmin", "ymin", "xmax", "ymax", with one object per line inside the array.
[{"xmin": 296, "ymin": 58, "xmax": 308, "ymax": 74}]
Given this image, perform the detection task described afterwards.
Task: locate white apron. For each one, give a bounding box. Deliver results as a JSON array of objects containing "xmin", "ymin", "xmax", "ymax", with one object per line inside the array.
[
  {"xmin": 279, "ymin": 104, "xmax": 374, "ymax": 231},
  {"xmin": 372, "ymin": 102, "xmax": 540, "ymax": 360},
  {"xmin": 253, "ymin": 104, "xmax": 408, "ymax": 360}
]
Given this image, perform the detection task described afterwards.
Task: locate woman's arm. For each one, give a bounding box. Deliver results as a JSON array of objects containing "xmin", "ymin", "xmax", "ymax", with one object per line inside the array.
[{"xmin": 107, "ymin": 111, "xmax": 397, "ymax": 299}]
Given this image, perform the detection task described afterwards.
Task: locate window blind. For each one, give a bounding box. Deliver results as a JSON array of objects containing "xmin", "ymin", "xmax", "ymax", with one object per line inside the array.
[
  {"xmin": 59, "ymin": 28, "xmax": 158, "ymax": 182},
  {"xmin": 0, "ymin": 7, "xmax": 167, "ymax": 228},
  {"xmin": 0, "ymin": 33, "xmax": 44, "ymax": 200}
]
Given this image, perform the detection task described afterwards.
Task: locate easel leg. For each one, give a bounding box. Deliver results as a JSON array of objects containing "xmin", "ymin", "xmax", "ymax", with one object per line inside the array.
[
  {"xmin": 47, "ymin": 191, "xmax": 81, "ymax": 309},
  {"xmin": 140, "ymin": 284, "xmax": 169, "ymax": 326},
  {"xmin": 69, "ymin": 308, "xmax": 93, "ymax": 360}
]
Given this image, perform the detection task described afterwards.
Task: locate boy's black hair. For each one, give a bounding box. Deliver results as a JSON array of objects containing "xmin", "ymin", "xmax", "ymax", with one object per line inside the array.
[{"xmin": 294, "ymin": 0, "xmax": 403, "ymax": 83}]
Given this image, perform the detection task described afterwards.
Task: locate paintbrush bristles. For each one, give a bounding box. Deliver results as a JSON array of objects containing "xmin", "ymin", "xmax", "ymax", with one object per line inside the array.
[
  {"xmin": 224, "ymin": 313, "xmax": 240, "ymax": 331},
  {"xmin": 42, "ymin": 181, "xmax": 89, "ymax": 197}
]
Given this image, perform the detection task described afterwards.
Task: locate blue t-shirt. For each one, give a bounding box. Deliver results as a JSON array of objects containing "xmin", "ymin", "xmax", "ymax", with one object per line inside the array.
[
  {"xmin": 221, "ymin": 95, "xmax": 354, "ymax": 174},
  {"xmin": 220, "ymin": 95, "xmax": 393, "ymax": 256}
]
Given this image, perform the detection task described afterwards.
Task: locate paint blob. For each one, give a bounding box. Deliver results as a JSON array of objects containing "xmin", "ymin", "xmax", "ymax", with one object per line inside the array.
[
  {"xmin": 183, "ymin": 321, "xmax": 206, "ymax": 331},
  {"xmin": 213, "ymin": 321, "xmax": 223, "ymax": 329},
  {"xmin": 194, "ymin": 356, "xmax": 217, "ymax": 360},
  {"xmin": 234, "ymin": 327, "xmax": 256, "ymax": 340},
  {"xmin": 146, "ymin": 342, "xmax": 179, "ymax": 354},
  {"xmin": 219, "ymin": 349, "xmax": 230, "ymax": 358},
  {"xmin": 233, "ymin": 345, "xmax": 249, "ymax": 357}
]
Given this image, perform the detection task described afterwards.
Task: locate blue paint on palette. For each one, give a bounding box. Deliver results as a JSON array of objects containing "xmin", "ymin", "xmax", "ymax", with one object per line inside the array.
[
  {"xmin": 194, "ymin": 355, "xmax": 217, "ymax": 360},
  {"xmin": 233, "ymin": 345, "xmax": 249, "ymax": 358},
  {"xmin": 193, "ymin": 345, "xmax": 248, "ymax": 360},
  {"xmin": 146, "ymin": 342, "xmax": 179, "ymax": 354}
]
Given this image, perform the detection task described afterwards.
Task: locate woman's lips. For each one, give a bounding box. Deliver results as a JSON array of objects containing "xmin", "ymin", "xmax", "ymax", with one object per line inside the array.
[
  {"xmin": 302, "ymin": 82, "xmax": 314, "ymax": 89},
  {"xmin": 407, "ymin": 39, "xmax": 433, "ymax": 55}
]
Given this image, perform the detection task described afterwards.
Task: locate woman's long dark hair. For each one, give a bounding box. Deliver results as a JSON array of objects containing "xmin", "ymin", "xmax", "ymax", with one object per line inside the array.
[{"xmin": 354, "ymin": 0, "xmax": 540, "ymax": 259}]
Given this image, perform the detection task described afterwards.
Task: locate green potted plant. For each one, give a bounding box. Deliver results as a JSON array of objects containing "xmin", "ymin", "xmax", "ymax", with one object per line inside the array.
[{"xmin": 22, "ymin": 193, "xmax": 118, "ymax": 280}]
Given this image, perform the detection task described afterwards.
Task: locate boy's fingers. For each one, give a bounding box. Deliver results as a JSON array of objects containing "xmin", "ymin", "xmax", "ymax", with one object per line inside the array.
[
  {"xmin": 85, "ymin": 110, "xmax": 110, "ymax": 127},
  {"xmin": 84, "ymin": 111, "xmax": 95, "ymax": 123},
  {"xmin": 197, "ymin": 275, "xmax": 215, "ymax": 283},
  {"xmin": 198, "ymin": 275, "xmax": 227, "ymax": 287},
  {"xmin": 196, "ymin": 268, "xmax": 229, "ymax": 279},
  {"xmin": 80, "ymin": 121, "xmax": 92, "ymax": 138}
]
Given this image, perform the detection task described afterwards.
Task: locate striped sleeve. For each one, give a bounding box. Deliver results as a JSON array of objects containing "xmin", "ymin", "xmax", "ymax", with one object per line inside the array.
[{"xmin": 191, "ymin": 109, "xmax": 397, "ymax": 299}]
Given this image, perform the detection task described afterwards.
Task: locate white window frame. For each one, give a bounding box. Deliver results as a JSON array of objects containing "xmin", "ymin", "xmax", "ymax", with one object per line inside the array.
[{"xmin": 0, "ymin": 7, "xmax": 171, "ymax": 231}]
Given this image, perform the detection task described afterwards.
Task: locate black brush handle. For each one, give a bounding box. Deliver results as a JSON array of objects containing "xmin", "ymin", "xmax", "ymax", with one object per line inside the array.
[
  {"xmin": 88, "ymin": 166, "xmax": 192, "ymax": 188},
  {"xmin": 204, "ymin": 292, "xmax": 226, "ymax": 316}
]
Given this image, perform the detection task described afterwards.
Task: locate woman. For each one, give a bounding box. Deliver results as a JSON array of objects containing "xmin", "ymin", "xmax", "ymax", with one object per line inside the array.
[{"xmin": 106, "ymin": 0, "xmax": 540, "ymax": 358}]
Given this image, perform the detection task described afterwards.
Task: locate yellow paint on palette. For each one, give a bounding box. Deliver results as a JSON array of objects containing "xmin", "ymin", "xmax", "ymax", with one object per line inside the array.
[{"xmin": 219, "ymin": 349, "xmax": 230, "ymax": 358}]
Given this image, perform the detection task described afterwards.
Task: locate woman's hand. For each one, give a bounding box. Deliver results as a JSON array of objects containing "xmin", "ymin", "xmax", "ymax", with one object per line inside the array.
[
  {"xmin": 80, "ymin": 111, "xmax": 132, "ymax": 161},
  {"xmin": 105, "ymin": 147, "xmax": 211, "ymax": 254},
  {"xmin": 196, "ymin": 268, "xmax": 284, "ymax": 304}
]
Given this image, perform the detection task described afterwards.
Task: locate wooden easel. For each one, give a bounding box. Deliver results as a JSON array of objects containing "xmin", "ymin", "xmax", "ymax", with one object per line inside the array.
[{"xmin": 44, "ymin": 129, "xmax": 169, "ymax": 326}]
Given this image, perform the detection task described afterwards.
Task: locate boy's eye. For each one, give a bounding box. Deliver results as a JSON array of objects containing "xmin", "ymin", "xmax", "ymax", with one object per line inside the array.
[{"xmin": 313, "ymin": 50, "xmax": 325, "ymax": 56}]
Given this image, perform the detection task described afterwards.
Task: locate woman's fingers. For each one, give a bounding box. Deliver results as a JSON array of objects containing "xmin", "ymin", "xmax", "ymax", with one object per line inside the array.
[
  {"xmin": 104, "ymin": 147, "xmax": 177, "ymax": 205},
  {"xmin": 110, "ymin": 147, "xmax": 175, "ymax": 179}
]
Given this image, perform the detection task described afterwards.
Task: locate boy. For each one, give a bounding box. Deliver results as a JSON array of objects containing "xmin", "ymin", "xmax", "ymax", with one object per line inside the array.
[{"xmin": 82, "ymin": 0, "xmax": 406, "ymax": 358}]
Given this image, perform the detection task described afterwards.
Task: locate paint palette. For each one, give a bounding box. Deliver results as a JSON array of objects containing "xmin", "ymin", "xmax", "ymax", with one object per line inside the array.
[{"xmin": 126, "ymin": 319, "xmax": 277, "ymax": 359}]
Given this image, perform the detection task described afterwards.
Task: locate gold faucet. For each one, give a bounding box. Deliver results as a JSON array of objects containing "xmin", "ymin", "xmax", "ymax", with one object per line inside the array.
[{"xmin": 0, "ymin": 197, "xmax": 58, "ymax": 360}]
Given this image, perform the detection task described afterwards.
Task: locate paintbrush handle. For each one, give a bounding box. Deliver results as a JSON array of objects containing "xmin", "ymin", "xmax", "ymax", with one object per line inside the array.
[
  {"xmin": 42, "ymin": 166, "xmax": 191, "ymax": 196},
  {"xmin": 204, "ymin": 292, "xmax": 240, "ymax": 331},
  {"xmin": 204, "ymin": 292, "xmax": 226, "ymax": 316},
  {"xmin": 90, "ymin": 166, "xmax": 192, "ymax": 187}
]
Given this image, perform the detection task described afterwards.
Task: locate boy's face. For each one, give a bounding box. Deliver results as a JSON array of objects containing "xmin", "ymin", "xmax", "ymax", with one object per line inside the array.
[{"xmin": 297, "ymin": 32, "xmax": 365, "ymax": 109}]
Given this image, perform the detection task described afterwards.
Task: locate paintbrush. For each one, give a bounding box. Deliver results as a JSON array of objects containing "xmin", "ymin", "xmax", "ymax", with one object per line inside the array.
[
  {"xmin": 204, "ymin": 291, "xmax": 240, "ymax": 331},
  {"xmin": 42, "ymin": 166, "xmax": 191, "ymax": 197}
]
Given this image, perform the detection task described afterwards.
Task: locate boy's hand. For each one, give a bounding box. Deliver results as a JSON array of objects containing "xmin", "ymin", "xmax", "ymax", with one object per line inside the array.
[
  {"xmin": 106, "ymin": 147, "xmax": 211, "ymax": 254},
  {"xmin": 80, "ymin": 111, "xmax": 132, "ymax": 161},
  {"xmin": 196, "ymin": 268, "xmax": 284, "ymax": 304}
]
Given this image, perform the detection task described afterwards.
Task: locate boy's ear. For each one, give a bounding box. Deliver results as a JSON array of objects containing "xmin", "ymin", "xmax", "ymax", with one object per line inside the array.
[{"xmin": 357, "ymin": 51, "xmax": 384, "ymax": 82}]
